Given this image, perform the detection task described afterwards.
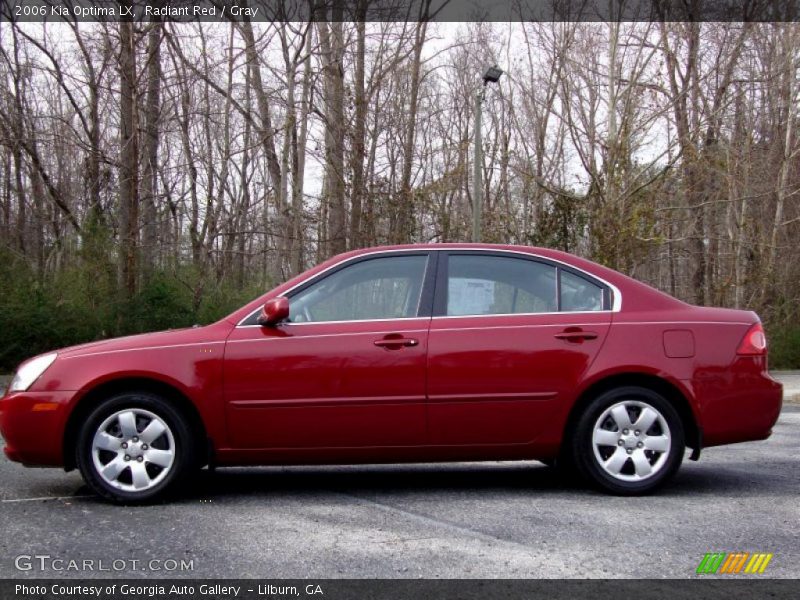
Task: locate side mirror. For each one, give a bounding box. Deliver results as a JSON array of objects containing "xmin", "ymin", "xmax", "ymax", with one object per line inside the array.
[{"xmin": 258, "ymin": 297, "xmax": 289, "ymax": 327}]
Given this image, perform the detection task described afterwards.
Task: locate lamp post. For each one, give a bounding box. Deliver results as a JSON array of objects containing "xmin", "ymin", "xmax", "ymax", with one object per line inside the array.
[{"xmin": 473, "ymin": 65, "xmax": 503, "ymax": 243}]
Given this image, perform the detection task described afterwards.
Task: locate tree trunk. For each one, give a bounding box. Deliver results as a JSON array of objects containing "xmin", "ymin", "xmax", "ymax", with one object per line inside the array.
[
  {"xmin": 349, "ymin": 8, "xmax": 367, "ymax": 249},
  {"xmin": 394, "ymin": 16, "xmax": 429, "ymax": 244},
  {"xmin": 118, "ymin": 16, "xmax": 139, "ymax": 297},
  {"xmin": 290, "ymin": 27, "xmax": 312, "ymax": 275},
  {"xmin": 317, "ymin": 4, "xmax": 347, "ymax": 256},
  {"xmin": 141, "ymin": 21, "xmax": 162, "ymax": 280},
  {"xmin": 239, "ymin": 19, "xmax": 284, "ymax": 278}
]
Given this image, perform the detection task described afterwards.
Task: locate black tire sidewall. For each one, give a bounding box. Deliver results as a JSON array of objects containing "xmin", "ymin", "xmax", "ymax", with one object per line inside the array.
[
  {"xmin": 573, "ymin": 386, "xmax": 685, "ymax": 495},
  {"xmin": 76, "ymin": 392, "xmax": 194, "ymax": 503}
]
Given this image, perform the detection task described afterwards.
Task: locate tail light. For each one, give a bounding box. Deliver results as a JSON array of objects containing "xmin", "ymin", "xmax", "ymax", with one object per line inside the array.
[{"xmin": 737, "ymin": 322, "xmax": 767, "ymax": 356}]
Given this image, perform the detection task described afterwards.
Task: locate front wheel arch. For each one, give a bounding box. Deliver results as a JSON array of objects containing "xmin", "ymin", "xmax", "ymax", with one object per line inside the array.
[{"xmin": 63, "ymin": 377, "xmax": 209, "ymax": 472}]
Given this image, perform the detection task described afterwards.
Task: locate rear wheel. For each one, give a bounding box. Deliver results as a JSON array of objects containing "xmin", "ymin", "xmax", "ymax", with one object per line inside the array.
[
  {"xmin": 76, "ymin": 392, "xmax": 195, "ymax": 503},
  {"xmin": 572, "ymin": 386, "xmax": 684, "ymax": 495}
]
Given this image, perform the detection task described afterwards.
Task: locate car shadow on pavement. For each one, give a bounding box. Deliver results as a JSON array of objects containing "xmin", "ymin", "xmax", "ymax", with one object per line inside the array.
[
  {"xmin": 669, "ymin": 460, "xmax": 798, "ymax": 497},
  {"xmin": 9, "ymin": 458, "xmax": 793, "ymax": 505},
  {"xmin": 161, "ymin": 458, "xmax": 797, "ymax": 503},
  {"xmin": 176, "ymin": 462, "xmax": 580, "ymax": 501}
]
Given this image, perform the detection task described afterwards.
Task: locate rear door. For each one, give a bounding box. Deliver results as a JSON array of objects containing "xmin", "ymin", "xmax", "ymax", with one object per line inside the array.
[{"xmin": 426, "ymin": 251, "xmax": 612, "ymax": 446}]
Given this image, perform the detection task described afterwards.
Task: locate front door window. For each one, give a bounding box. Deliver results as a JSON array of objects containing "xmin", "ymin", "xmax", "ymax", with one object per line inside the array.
[{"xmin": 290, "ymin": 255, "xmax": 428, "ymax": 323}]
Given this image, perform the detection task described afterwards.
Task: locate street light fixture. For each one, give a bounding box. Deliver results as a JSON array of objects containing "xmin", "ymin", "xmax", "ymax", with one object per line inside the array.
[
  {"xmin": 482, "ymin": 66, "xmax": 504, "ymax": 85},
  {"xmin": 473, "ymin": 65, "xmax": 503, "ymax": 242}
]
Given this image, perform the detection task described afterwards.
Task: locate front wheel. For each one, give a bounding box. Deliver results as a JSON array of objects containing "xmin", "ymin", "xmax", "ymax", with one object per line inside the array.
[
  {"xmin": 571, "ymin": 386, "xmax": 685, "ymax": 495},
  {"xmin": 76, "ymin": 392, "xmax": 195, "ymax": 503}
]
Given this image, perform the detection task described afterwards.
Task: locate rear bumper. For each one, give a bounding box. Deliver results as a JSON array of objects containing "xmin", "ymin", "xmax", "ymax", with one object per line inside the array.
[
  {"xmin": 696, "ymin": 363, "xmax": 783, "ymax": 448},
  {"xmin": 0, "ymin": 390, "xmax": 74, "ymax": 466}
]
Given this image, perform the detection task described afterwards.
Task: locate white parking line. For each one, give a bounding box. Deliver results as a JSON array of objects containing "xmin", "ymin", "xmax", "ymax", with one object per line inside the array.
[{"xmin": 1, "ymin": 494, "xmax": 93, "ymax": 503}]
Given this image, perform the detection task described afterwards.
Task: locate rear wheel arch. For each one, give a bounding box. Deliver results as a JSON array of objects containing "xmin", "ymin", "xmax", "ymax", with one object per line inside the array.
[
  {"xmin": 562, "ymin": 373, "xmax": 701, "ymax": 456},
  {"xmin": 63, "ymin": 377, "xmax": 209, "ymax": 471}
]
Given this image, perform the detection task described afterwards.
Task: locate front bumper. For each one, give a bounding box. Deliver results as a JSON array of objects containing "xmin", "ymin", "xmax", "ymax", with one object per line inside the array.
[{"xmin": 0, "ymin": 390, "xmax": 74, "ymax": 466}]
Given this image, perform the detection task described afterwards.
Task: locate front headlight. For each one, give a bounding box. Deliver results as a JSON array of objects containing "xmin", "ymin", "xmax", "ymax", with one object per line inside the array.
[{"xmin": 9, "ymin": 353, "xmax": 58, "ymax": 393}]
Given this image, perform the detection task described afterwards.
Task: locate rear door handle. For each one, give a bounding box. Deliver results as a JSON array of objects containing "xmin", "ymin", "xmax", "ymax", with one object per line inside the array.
[
  {"xmin": 374, "ymin": 337, "xmax": 419, "ymax": 348},
  {"xmin": 554, "ymin": 329, "xmax": 598, "ymax": 342}
]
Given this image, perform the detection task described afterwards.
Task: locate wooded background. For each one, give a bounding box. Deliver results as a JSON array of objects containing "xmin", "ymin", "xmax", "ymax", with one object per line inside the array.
[{"xmin": 0, "ymin": 18, "xmax": 799, "ymax": 370}]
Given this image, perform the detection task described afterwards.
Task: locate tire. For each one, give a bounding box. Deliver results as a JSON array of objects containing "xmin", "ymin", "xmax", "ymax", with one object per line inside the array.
[
  {"xmin": 76, "ymin": 391, "xmax": 196, "ymax": 504},
  {"xmin": 571, "ymin": 386, "xmax": 684, "ymax": 495}
]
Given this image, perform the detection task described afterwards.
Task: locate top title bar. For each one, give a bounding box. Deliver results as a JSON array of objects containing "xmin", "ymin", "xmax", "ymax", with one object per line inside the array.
[{"xmin": 1, "ymin": 0, "xmax": 798, "ymax": 22}]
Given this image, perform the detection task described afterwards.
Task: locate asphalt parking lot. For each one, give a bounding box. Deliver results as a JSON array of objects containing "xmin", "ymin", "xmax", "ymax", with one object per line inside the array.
[{"xmin": 0, "ymin": 387, "xmax": 797, "ymax": 579}]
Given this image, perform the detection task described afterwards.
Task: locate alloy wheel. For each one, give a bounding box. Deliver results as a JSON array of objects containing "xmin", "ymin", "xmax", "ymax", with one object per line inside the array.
[
  {"xmin": 91, "ymin": 408, "xmax": 176, "ymax": 492},
  {"xmin": 591, "ymin": 400, "xmax": 671, "ymax": 482}
]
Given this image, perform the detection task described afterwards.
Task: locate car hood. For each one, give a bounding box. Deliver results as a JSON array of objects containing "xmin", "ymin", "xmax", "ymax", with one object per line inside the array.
[{"xmin": 55, "ymin": 326, "xmax": 207, "ymax": 358}]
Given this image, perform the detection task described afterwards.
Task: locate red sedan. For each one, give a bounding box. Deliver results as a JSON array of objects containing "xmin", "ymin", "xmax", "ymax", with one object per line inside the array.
[{"xmin": 0, "ymin": 244, "xmax": 783, "ymax": 502}]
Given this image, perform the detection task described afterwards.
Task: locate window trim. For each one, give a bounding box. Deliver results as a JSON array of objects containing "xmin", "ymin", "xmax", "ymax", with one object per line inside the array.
[
  {"xmin": 237, "ymin": 248, "xmax": 621, "ymax": 327},
  {"xmin": 433, "ymin": 250, "xmax": 612, "ymax": 319}
]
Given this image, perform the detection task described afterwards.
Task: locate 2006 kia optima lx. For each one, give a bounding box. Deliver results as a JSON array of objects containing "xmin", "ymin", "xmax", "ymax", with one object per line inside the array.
[{"xmin": 0, "ymin": 244, "xmax": 783, "ymax": 502}]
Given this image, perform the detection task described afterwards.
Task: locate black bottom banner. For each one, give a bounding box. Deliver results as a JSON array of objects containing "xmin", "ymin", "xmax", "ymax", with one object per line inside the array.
[{"xmin": 2, "ymin": 579, "xmax": 799, "ymax": 600}]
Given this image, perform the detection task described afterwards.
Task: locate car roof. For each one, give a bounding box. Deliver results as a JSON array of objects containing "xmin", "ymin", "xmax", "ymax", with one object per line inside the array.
[{"xmin": 222, "ymin": 243, "xmax": 691, "ymax": 326}]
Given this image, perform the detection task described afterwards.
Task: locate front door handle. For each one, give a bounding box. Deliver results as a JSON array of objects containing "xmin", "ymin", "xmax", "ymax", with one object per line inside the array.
[
  {"xmin": 554, "ymin": 328, "xmax": 598, "ymax": 342},
  {"xmin": 374, "ymin": 337, "xmax": 419, "ymax": 349}
]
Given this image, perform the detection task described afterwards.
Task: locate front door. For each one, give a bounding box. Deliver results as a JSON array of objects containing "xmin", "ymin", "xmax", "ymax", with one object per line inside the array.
[
  {"xmin": 224, "ymin": 252, "xmax": 434, "ymax": 449},
  {"xmin": 426, "ymin": 251, "xmax": 612, "ymax": 446}
]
